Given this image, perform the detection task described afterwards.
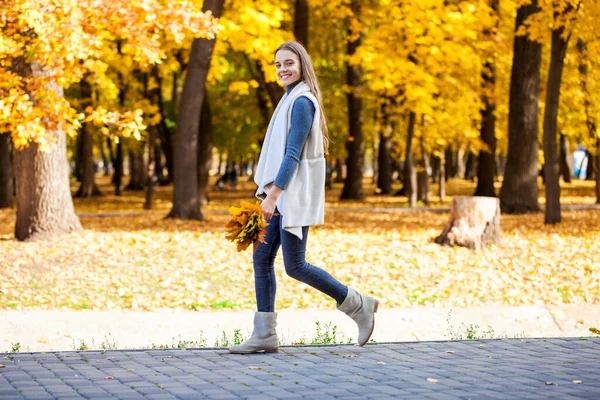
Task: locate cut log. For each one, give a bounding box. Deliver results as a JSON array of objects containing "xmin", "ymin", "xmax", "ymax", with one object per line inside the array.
[{"xmin": 435, "ymin": 196, "xmax": 501, "ymax": 250}]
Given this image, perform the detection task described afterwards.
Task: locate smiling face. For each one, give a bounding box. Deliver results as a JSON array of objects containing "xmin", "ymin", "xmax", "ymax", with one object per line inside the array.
[{"xmin": 275, "ymin": 49, "xmax": 302, "ymax": 87}]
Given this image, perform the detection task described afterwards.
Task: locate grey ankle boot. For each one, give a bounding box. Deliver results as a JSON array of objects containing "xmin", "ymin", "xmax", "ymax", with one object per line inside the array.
[
  {"xmin": 228, "ymin": 312, "xmax": 279, "ymax": 354},
  {"xmin": 337, "ymin": 288, "xmax": 379, "ymax": 346}
]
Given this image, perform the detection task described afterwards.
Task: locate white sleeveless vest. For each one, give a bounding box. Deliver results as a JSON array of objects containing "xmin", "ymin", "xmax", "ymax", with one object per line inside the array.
[{"xmin": 254, "ymin": 81, "xmax": 326, "ymax": 240}]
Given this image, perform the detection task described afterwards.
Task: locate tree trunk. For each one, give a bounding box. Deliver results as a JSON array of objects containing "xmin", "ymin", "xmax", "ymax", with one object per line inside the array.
[
  {"xmin": 106, "ymin": 137, "xmax": 114, "ymax": 176},
  {"xmin": 586, "ymin": 154, "xmax": 595, "ymax": 180},
  {"xmin": 402, "ymin": 112, "xmax": 417, "ymax": 207},
  {"xmin": 577, "ymin": 38, "xmax": 599, "ymax": 203},
  {"xmin": 438, "ymin": 154, "xmax": 446, "ymax": 202},
  {"xmin": 74, "ymin": 132, "xmax": 83, "ymax": 182},
  {"xmin": 144, "ymin": 128, "xmax": 156, "ymax": 210},
  {"xmin": 542, "ymin": 5, "xmax": 571, "ymax": 225},
  {"xmin": 127, "ymin": 149, "xmax": 146, "ymax": 190},
  {"xmin": 435, "ymin": 196, "xmax": 502, "ymax": 250},
  {"xmin": 464, "ymin": 152, "xmax": 476, "ymax": 181},
  {"xmin": 198, "ymin": 89, "xmax": 213, "ymax": 207},
  {"xmin": 431, "ymin": 156, "xmax": 440, "ymax": 184},
  {"xmin": 294, "ymin": 0, "xmax": 309, "ymax": 48},
  {"xmin": 417, "ymin": 135, "xmax": 430, "ymax": 205},
  {"xmin": 113, "ymin": 140, "xmax": 124, "ymax": 195},
  {"xmin": 75, "ymin": 78, "xmax": 103, "ymax": 198},
  {"xmin": 325, "ymin": 159, "xmax": 333, "ymax": 190},
  {"xmin": 456, "ymin": 149, "xmax": 466, "ymax": 179},
  {"xmin": 341, "ymin": 0, "xmax": 365, "ymax": 201},
  {"xmin": 377, "ymin": 109, "xmax": 393, "ymax": 195},
  {"xmin": 334, "ymin": 158, "xmax": 345, "ymax": 183},
  {"xmin": 12, "ymin": 61, "xmax": 81, "ymax": 240},
  {"xmin": 475, "ymin": 0, "xmax": 498, "ymax": 198},
  {"xmin": 596, "ymin": 142, "xmax": 600, "ymax": 203},
  {"xmin": 445, "ymin": 148, "xmax": 458, "ymax": 181},
  {"xmin": 167, "ymin": 0, "xmax": 223, "ymax": 220},
  {"xmin": 499, "ymin": 0, "xmax": 542, "ymax": 214},
  {"xmin": 0, "ymin": 133, "xmax": 13, "ymax": 209},
  {"xmin": 114, "ymin": 42, "xmax": 127, "ymax": 195},
  {"xmin": 99, "ymin": 136, "xmax": 110, "ymax": 176},
  {"xmin": 559, "ymin": 134, "xmax": 572, "ymax": 183},
  {"xmin": 153, "ymin": 67, "xmax": 174, "ymax": 184},
  {"xmin": 154, "ymin": 141, "xmax": 163, "ymax": 181}
]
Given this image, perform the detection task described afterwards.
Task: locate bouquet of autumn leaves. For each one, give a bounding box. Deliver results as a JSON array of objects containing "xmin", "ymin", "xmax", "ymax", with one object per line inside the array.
[{"xmin": 225, "ymin": 200, "xmax": 268, "ymax": 252}]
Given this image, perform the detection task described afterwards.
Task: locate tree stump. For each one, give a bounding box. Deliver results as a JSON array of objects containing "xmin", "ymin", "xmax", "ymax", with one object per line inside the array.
[{"xmin": 435, "ymin": 196, "xmax": 501, "ymax": 250}]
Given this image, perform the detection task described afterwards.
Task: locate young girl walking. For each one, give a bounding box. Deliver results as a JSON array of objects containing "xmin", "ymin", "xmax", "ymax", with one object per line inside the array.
[{"xmin": 229, "ymin": 41, "xmax": 379, "ymax": 354}]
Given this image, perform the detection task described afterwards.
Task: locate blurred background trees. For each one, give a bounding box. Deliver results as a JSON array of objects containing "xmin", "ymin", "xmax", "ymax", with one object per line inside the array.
[{"xmin": 2, "ymin": 0, "xmax": 599, "ymax": 240}]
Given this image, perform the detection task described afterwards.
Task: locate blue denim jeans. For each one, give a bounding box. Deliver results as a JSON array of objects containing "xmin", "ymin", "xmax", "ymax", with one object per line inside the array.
[{"xmin": 252, "ymin": 208, "xmax": 348, "ymax": 312}]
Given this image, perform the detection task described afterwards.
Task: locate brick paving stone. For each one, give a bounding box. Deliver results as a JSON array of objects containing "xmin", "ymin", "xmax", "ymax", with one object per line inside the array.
[{"xmin": 1, "ymin": 338, "xmax": 600, "ymax": 399}]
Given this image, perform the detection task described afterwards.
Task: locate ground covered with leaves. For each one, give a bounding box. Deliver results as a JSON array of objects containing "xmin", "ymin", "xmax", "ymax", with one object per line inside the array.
[{"xmin": 0, "ymin": 177, "xmax": 598, "ymax": 311}]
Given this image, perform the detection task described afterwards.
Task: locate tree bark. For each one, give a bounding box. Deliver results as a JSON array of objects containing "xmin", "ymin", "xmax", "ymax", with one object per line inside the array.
[
  {"xmin": 475, "ymin": 0, "xmax": 499, "ymax": 197},
  {"xmin": 577, "ymin": 38, "xmax": 599, "ymax": 203},
  {"xmin": 325, "ymin": 159, "xmax": 333, "ymax": 190},
  {"xmin": 559, "ymin": 134, "xmax": 572, "ymax": 183},
  {"xmin": 127, "ymin": 149, "xmax": 146, "ymax": 190},
  {"xmin": 113, "ymin": 41, "xmax": 126, "ymax": 195},
  {"xmin": 144, "ymin": 128, "xmax": 157, "ymax": 210},
  {"xmin": 435, "ymin": 196, "xmax": 502, "ymax": 250},
  {"xmin": 464, "ymin": 152, "xmax": 476, "ymax": 181},
  {"xmin": 586, "ymin": 154, "xmax": 595, "ymax": 181},
  {"xmin": 198, "ymin": 89, "xmax": 213, "ymax": 206},
  {"xmin": 401, "ymin": 112, "xmax": 417, "ymax": 206},
  {"xmin": 167, "ymin": 0, "xmax": 223, "ymax": 220},
  {"xmin": 74, "ymin": 131, "xmax": 83, "ymax": 182},
  {"xmin": 377, "ymin": 107, "xmax": 393, "ymax": 195},
  {"xmin": 12, "ymin": 61, "xmax": 82, "ymax": 240},
  {"xmin": 542, "ymin": 4, "xmax": 572, "ymax": 224},
  {"xmin": 99, "ymin": 136, "xmax": 110, "ymax": 176},
  {"xmin": 334, "ymin": 158, "xmax": 345, "ymax": 183},
  {"xmin": 444, "ymin": 148, "xmax": 458, "ymax": 181},
  {"xmin": 153, "ymin": 67, "xmax": 174, "ymax": 184},
  {"xmin": 106, "ymin": 137, "xmax": 114, "ymax": 176},
  {"xmin": 294, "ymin": 0, "xmax": 309, "ymax": 48},
  {"xmin": 75, "ymin": 77, "xmax": 103, "ymax": 197},
  {"xmin": 113, "ymin": 140, "xmax": 124, "ymax": 195},
  {"xmin": 0, "ymin": 133, "xmax": 13, "ymax": 209},
  {"xmin": 417, "ymin": 135, "xmax": 430, "ymax": 205},
  {"xmin": 499, "ymin": 0, "xmax": 542, "ymax": 214},
  {"xmin": 341, "ymin": 0, "xmax": 365, "ymax": 201},
  {"xmin": 438, "ymin": 154, "xmax": 446, "ymax": 201},
  {"xmin": 596, "ymin": 143, "xmax": 600, "ymax": 204}
]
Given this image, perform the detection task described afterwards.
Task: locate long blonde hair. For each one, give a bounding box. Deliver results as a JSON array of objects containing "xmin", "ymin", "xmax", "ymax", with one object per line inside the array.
[{"xmin": 276, "ymin": 41, "xmax": 330, "ymax": 154}]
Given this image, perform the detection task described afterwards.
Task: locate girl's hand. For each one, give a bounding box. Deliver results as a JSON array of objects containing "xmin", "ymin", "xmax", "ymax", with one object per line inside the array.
[{"xmin": 261, "ymin": 196, "xmax": 276, "ymax": 220}]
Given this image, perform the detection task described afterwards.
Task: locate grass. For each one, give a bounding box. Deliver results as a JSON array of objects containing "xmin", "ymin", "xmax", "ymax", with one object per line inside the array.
[{"xmin": 3, "ymin": 321, "xmax": 359, "ymax": 353}]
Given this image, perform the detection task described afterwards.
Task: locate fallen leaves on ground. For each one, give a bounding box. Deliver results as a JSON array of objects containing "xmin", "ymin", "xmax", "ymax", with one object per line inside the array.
[{"xmin": 0, "ymin": 178, "xmax": 598, "ymax": 311}]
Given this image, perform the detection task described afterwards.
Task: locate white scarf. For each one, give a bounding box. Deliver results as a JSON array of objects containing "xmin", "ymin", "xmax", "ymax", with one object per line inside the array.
[{"xmin": 254, "ymin": 81, "xmax": 326, "ymax": 239}]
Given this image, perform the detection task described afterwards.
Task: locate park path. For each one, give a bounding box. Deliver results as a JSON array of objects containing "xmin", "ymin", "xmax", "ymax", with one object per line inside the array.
[{"xmin": 1, "ymin": 338, "xmax": 599, "ymax": 399}]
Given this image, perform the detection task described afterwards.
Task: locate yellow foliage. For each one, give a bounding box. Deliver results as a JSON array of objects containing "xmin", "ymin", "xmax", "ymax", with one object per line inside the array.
[
  {"xmin": 225, "ymin": 200, "xmax": 268, "ymax": 253},
  {"xmin": 1, "ymin": 0, "xmax": 220, "ymax": 148}
]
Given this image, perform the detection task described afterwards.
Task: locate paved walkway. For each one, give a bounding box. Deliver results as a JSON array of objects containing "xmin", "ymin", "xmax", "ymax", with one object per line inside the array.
[
  {"xmin": 1, "ymin": 338, "xmax": 599, "ymax": 399},
  {"xmin": 2, "ymin": 305, "xmax": 599, "ymax": 353}
]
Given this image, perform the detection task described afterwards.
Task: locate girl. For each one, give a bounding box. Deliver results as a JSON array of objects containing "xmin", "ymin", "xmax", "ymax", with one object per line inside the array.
[{"xmin": 229, "ymin": 41, "xmax": 379, "ymax": 354}]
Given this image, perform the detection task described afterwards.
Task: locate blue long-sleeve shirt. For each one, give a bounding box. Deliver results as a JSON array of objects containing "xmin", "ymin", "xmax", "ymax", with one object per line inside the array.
[{"xmin": 273, "ymin": 80, "xmax": 315, "ymax": 190}]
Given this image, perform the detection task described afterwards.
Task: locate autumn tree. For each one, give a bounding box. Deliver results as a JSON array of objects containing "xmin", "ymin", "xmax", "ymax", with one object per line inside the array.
[
  {"xmin": 1, "ymin": 0, "xmax": 218, "ymax": 240},
  {"xmin": 541, "ymin": 1, "xmax": 578, "ymax": 224},
  {"xmin": 168, "ymin": 0, "xmax": 224, "ymax": 220},
  {"xmin": 475, "ymin": 0, "xmax": 500, "ymax": 198},
  {"xmin": 499, "ymin": 0, "xmax": 543, "ymax": 214},
  {"xmin": 0, "ymin": 133, "xmax": 13, "ymax": 209},
  {"xmin": 341, "ymin": 0, "xmax": 365, "ymax": 201}
]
